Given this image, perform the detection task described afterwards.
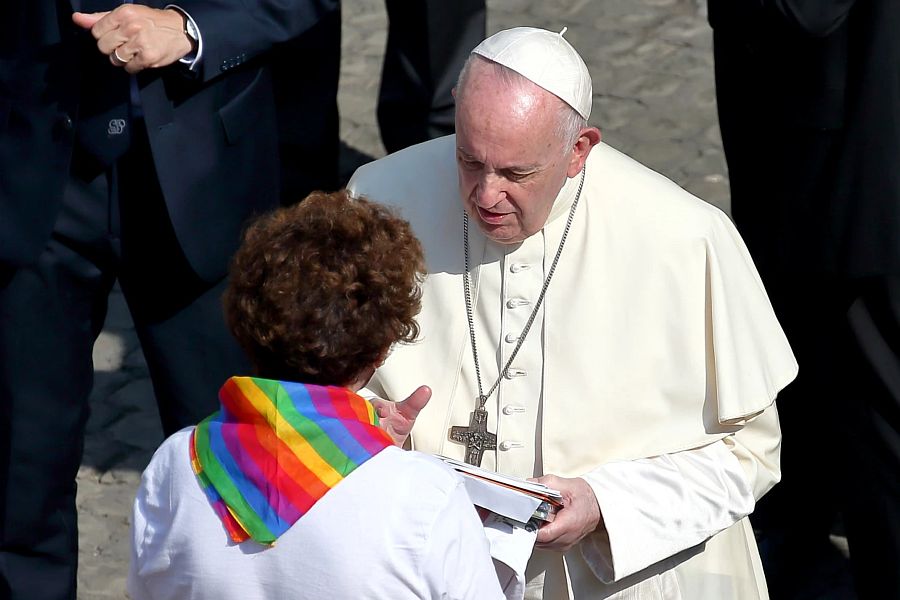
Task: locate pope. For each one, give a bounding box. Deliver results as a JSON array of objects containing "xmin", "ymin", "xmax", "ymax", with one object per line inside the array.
[{"xmin": 349, "ymin": 26, "xmax": 798, "ymax": 599}]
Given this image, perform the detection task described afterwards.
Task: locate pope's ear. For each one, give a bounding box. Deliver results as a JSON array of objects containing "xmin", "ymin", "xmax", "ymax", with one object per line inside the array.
[
  {"xmin": 451, "ymin": 87, "xmax": 457, "ymax": 99},
  {"xmin": 567, "ymin": 126, "xmax": 601, "ymax": 177}
]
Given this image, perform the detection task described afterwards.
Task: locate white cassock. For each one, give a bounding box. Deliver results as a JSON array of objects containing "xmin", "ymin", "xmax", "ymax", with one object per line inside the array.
[{"xmin": 347, "ymin": 135, "xmax": 798, "ymax": 600}]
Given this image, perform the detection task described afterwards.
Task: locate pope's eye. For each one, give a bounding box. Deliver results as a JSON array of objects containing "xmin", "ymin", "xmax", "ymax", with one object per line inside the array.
[{"xmin": 504, "ymin": 170, "xmax": 532, "ymax": 182}]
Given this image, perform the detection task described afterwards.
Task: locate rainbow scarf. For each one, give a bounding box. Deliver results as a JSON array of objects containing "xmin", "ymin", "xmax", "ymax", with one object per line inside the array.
[{"xmin": 190, "ymin": 376, "xmax": 394, "ymax": 545}]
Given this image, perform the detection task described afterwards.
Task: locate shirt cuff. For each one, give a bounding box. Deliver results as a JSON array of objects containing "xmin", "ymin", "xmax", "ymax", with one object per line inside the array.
[{"xmin": 166, "ymin": 4, "xmax": 203, "ymax": 71}]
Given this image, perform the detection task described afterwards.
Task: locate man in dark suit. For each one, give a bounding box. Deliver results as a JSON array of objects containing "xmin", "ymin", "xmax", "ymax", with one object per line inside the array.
[
  {"xmin": 709, "ymin": 1, "xmax": 900, "ymax": 597},
  {"xmin": 0, "ymin": 2, "xmax": 336, "ymax": 598}
]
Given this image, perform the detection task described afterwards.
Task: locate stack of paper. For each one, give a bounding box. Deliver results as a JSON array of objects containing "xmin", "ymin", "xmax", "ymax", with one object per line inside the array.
[
  {"xmin": 435, "ymin": 455, "xmax": 563, "ymax": 525},
  {"xmin": 435, "ymin": 456, "xmax": 565, "ymax": 599}
]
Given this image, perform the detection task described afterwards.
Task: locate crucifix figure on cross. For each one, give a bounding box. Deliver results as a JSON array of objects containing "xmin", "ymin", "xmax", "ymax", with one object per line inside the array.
[{"xmin": 449, "ymin": 407, "xmax": 497, "ymax": 467}]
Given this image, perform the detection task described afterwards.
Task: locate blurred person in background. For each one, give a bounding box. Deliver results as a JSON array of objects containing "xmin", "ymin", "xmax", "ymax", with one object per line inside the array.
[
  {"xmin": 710, "ymin": 1, "xmax": 900, "ymax": 597},
  {"xmin": 273, "ymin": 1, "xmax": 486, "ymax": 204}
]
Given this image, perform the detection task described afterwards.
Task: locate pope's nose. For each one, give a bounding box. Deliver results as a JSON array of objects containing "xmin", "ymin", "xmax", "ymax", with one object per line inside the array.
[{"xmin": 474, "ymin": 175, "xmax": 506, "ymax": 208}]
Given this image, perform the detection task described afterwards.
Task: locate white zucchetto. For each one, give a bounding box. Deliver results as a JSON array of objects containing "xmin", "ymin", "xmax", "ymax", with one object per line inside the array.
[{"xmin": 471, "ymin": 27, "xmax": 593, "ymax": 120}]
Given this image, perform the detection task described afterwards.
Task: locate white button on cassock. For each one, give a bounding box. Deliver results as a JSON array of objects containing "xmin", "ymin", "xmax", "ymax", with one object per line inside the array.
[
  {"xmin": 506, "ymin": 298, "xmax": 530, "ymax": 309},
  {"xmin": 499, "ymin": 440, "xmax": 524, "ymax": 451},
  {"xmin": 502, "ymin": 404, "xmax": 526, "ymax": 415},
  {"xmin": 504, "ymin": 332, "xmax": 520, "ymax": 343},
  {"xmin": 504, "ymin": 367, "xmax": 527, "ymax": 379},
  {"xmin": 509, "ymin": 263, "xmax": 531, "ymax": 273}
]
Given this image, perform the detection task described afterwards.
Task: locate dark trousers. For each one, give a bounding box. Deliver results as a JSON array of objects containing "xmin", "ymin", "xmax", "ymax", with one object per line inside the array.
[
  {"xmin": 750, "ymin": 274, "xmax": 900, "ymax": 599},
  {"xmin": 378, "ymin": 0, "xmax": 486, "ymax": 153},
  {"xmin": 717, "ymin": 43, "xmax": 900, "ymax": 593},
  {"xmin": 0, "ymin": 128, "xmax": 248, "ymax": 600},
  {"xmin": 273, "ymin": 0, "xmax": 486, "ymax": 206},
  {"xmin": 272, "ymin": 8, "xmax": 342, "ymax": 204}
]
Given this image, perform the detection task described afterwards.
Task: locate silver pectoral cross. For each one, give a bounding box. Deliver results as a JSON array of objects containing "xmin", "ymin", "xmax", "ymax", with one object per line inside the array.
[{"xmin": 449, "ymin": 406, "xmax": 497, "ymax": 467}]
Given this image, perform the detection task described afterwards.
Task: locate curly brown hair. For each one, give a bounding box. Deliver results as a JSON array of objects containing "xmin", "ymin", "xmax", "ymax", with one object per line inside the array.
[{"xmin": 223, "ymin": 190, "xmax": 425, "ymax": 386}]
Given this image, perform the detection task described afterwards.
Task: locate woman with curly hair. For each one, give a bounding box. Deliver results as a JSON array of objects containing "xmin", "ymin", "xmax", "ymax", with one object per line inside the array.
[{"xmin": 127, "ymin": 191, "xmax": 505, "ymax": 600}]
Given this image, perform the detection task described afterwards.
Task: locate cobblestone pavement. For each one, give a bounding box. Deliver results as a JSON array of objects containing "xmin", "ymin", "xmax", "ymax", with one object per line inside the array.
[{"xmin": 75, "ymin": 1, "xmax": 854, "ymax": 598}]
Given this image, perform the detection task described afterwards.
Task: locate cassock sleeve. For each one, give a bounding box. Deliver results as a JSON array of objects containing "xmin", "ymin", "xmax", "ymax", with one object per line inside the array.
[
  {"xmin": 578, "ymin": 439, "xmax": 757, "ymax": 582},
  {"xmin": 574, "ymin": 210, "xmax": 792, "ymax": 583}
]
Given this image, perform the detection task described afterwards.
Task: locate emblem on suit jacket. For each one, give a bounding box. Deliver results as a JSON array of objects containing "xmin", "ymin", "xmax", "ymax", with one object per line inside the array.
[{"xmin": 107, "ymin": 119, "xmax": 127, "ymax": 136}]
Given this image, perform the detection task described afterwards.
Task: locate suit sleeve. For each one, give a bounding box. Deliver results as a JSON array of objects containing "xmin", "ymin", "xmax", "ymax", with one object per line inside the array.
[{"xmin": 171, "ymin": 0, "xmax": 339, "ymax": 82}]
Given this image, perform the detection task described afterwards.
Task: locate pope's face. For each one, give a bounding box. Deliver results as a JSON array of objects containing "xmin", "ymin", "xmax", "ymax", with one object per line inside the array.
[{"xmin": 455, "ymin": 65, "xmax": 578, "ymax": 244}]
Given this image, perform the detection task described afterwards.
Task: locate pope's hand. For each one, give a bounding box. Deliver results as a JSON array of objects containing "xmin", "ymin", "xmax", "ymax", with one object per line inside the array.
[
  {"xmin": 371, "ymin": 385, "xmax": 431, "ymax": 447},
  {"xmin": 72, "ymin": 5, "xmax": 194, "ymax": 74},
  {"xmin": 533, "ymin": 474, "xmax": 602, "ymax": 552}
]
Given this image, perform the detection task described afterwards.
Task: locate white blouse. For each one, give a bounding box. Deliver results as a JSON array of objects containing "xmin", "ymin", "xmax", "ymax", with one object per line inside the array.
[{"xmin": 128, "ymin": 429, "xmax": 506, "ymax": 600}]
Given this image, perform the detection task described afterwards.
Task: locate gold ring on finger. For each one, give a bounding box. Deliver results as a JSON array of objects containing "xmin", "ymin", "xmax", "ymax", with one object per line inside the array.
[{"xmin": 113, "ymin": 48, "xmax": 131, "ymax": 64}]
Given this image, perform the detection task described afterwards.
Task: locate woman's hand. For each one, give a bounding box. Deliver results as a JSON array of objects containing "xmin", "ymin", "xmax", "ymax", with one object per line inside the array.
[{"xmin": 371, "ymin": 385, "xmax": 431, "ymax": 446}]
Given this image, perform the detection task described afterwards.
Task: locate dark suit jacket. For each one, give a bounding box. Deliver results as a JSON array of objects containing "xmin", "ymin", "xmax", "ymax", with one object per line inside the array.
[
  {"xmin": 0, "ymin": 0, "xmax": 337, "ymax": 280},
  {"xmin": 709, "ymin": 0, "xmax": 900, "ymax": 278}
]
